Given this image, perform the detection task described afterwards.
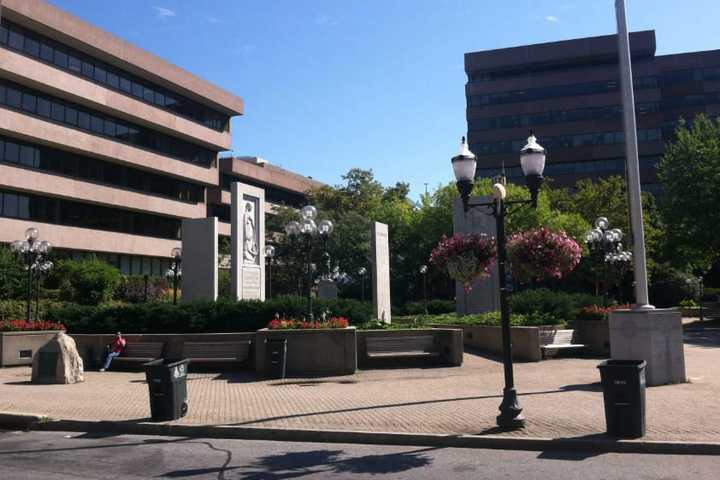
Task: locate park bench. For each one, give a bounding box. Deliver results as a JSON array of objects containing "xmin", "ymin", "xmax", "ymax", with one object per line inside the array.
[
  {"xmin": 701, "ymin": 302, "xmax": 720, "ymax": 321},
  {"xmin": 539, "ymin": 329, "xmax": 584, "ymax": 359},
  {"xmin": 366, "ymin": 334, "xmax": 440, "ymax": 359},
  {"xmin": 181, "ymin": 340, "xmax": 252, "ymax": 366},
  {"xmin": 112, "ymin": 342, "xmax": 164, "ymax": 368}
]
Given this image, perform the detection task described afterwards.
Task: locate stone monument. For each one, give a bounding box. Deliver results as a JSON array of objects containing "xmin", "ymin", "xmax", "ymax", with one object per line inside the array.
[
  {"xmin": 32, "ymin": 332, "xmax": 84, "ymax": 384},
  {"xmin": 231, "ymin": 182, "xmax": 265, "ymax": 301},
  {"xmin": 181, "ymin": 217, "xmax": 218, "ymax": 301},
  {"xmin": 453, "ymin": 196, "xmax": 500, "ymax": 314},
  {"xmin": 371, "ymin": 222, "xmax": 391, "ymax": 323}
]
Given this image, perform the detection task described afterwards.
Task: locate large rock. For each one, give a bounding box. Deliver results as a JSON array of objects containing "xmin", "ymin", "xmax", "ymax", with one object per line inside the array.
[{"xmin": 31, "ymin": 332, "xmax": 84, "ymax": 384}]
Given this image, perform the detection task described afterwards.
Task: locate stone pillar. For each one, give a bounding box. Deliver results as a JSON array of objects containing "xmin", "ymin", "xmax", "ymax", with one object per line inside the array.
[
  {"xmin": 181, "ymin": 217, "xmax": 218, "ymax": 302},
  {"xmin": 609, "ymin": 309, "xmax": 686, "ymax": 386},
  {"xmin": 371, "ymin": 222, "xmax": 391, "ymax": 323},
  {"xmin": 318, "ymin": 279, "xmax": 338, "ymax": 300},
  {"xmin": 453, "ymin": 196, "xmax": 500, "ymax": 314},
  {"xmin": 231, "ymin": 182, "xmax": 265, "ymax": 301}
]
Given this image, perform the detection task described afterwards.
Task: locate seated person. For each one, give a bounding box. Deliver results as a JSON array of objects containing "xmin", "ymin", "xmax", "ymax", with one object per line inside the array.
[{"xmin": 99, "ymin": 332, "xmax": 126, "ymax": 372}]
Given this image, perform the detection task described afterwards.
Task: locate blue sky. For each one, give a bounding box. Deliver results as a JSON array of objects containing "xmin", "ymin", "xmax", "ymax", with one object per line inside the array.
[{"xmin": 50, "ymin": 0, "xmax": 720, "ymax": 199}]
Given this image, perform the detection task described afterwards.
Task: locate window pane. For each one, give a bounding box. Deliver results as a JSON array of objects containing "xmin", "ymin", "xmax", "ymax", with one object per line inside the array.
[
  {"xmin": 81, "ymin": 61, "xmax": 93, "ymax": 78},
  {"xmin": 40, "ymin": 43, "xmax": 54, "ymax": 62},
  {"xmin": 120, "ymin": 76, "xmax": 132, "ymax": 93},
  {"xmin": 91, "ymin": 115, "xmax": 104, "ymax": 134},
  {"xmin": 65, "ymin": 107, "xmax": 78, "ymax": 125},
  {"xmin": 3, "ymin": 193, "xmax": 18, "ymax": 217},
  {"xmin": 19, "ymin": 145, "xmax": 35, "ymax": 167},
  {"xmin": 143, "ymin": 86, "xmax": 154, "ymax": 103},
  {"xmin": 24, "ymin": 36, "xmax": 40, "ymax": 57},
  {"xmin": 51, "ymin": 102, "xmax": 65, "ymax": 122},
  {"xmin": 107, "ymin": 71, "xmax": 119, "ymax": 89},
  {"xmin": 21, "ymin": 93, "xmax": 37, "ymax": 113},
  {"xmin": 37, "ymin": 97, "xmax": 51, "ymax": 117},
  {"xmin": 94, "ymin": 66, "xmax": 107, "ymax": 83},
  {"xmin": 54, "ymin": 49, "xmax": 68, "ymax": 68},
  {"xmin": 6, "ymin": 87, "xmax": 21, "ymax": 108},
  {"xmin": 131, "ymin": 82, "xmax": 143, "ymax": 98},
  {"xmin": 0, "ymin": 24, "xmax": 8, "ymax": 44},
  {"xmin": 68, "ymin": 55, "xmax": 82, "ymax": 73},
  {"xmin": 104, "ymin": 119, "xmax": 116, "ymax": 137},
  {"xmin": 0, "ymin": 84, "xmax": 5, "ymax": 103},
  {"xmin": 18, "ymin": 195, "xmax": 29, "ymax": 219},
  {"xmin": 4, "ymin": 141, "xmax": 19, "ymax": 163},
  {"xmin": 8, "ymin": 28, "xmax": 23, "ymax": 50},
  {"xmin": 78, "ymin": 111, "xmax": 90, "ymax": 130}
]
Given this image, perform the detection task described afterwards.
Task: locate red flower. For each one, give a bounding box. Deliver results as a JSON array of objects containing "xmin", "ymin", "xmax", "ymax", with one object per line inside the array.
[
  {"xmin": 0, "ymin": 320, "xmax": 66, "ymax": 332},
  {"xmin": 430, "ymin": 233, "xmax": 497, "ymax": 291},
  {"xmin": 266, "ymin": 317, "xmax": 350, "ymax": 330},
  {"xmin": 507, "ymin": 228, "xmax": 582, "ymax": 283}
]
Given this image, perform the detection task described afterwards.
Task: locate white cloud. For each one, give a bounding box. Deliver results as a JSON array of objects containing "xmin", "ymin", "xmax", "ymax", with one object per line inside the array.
[
  {"xmin": 314, "ymin": 14, "xmax": 337, "ymax": 26},
  {"xmin": 545, "ymin": 15, "xmax": 559, "ymax": 23},
  {"xmin": 208, "ymin": 16, "xmax": 224, "ymax": 24},
  {"xmin": 153, "ymin": 6, "xmax": 176, "ymax": 19}
]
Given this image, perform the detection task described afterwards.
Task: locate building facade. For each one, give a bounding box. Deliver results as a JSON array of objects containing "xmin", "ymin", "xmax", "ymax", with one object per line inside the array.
[
  {"xmin": 0, "ymin": 0, "xmax": 243, "ymax": 275},
  {"xmin": 465, "ymin": 31, "xmax": 720, "ymax": 194}
]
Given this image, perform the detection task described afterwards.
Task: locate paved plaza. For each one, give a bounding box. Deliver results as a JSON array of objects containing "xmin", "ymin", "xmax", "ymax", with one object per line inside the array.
[{"xmin": 1, "ymin": 328, "xmax": 718, "ymax": 442}]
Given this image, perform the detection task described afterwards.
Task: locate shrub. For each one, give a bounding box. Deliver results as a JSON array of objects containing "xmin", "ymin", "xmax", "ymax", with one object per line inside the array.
[
  {"xmin": 115, "ymin": 276, "xmax": 169, "ymax": 303},
  {"xmin": 0, "ymin": 299, "xmax": 68, "ymax": 321},
  {"xmin": 415, "ymin": 311, "xmax": 533, "ymax": 327},
  {"xmin": 0, "ymin": 319, "xmax": 65, "ymax": 331},
  {"xmin": 575, "ymin": 304, "xmax": 632, "ymax": 322},
  {"xmin": 679, "ymin": 299, "xmax": 699, "ymax": 309},
  {"xmin": 700, "ymin": 287, "xmax": 720, "ymax": 302},
  {"xmin": 0, "ymin": 245, "xmax": 25, "ymax": 300},
  {"xmin": 649, "ymin": 265, "xmax": 701, "ymax": 308},
  {"xmin": 508, "ymin": 288, "xmax": 602, "ymax": 323},
  {"xmin": 397, "ymin": 300, "xmax": 454, "ymax": 316},
  {"xmin": 267, "ymin": 317, "xmax": 350, "ymax": 329},
  {"xmin": 56, "ymin": 259, "xmax": 122, "ymax": 305}
]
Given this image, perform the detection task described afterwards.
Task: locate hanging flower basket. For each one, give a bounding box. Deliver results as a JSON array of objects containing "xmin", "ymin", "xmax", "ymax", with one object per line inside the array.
[
  {"xmin": 507, "ymin": 228, "xmax": 582, "ymax": 283},
  {"xmin": 431, "ymin": 234, "xmax": 497, "ymax": 291}
]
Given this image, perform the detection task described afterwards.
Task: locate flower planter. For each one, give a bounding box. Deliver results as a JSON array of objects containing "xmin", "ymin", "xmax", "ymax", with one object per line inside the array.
[
  {"xmin": 0, "ymin": 330, "xmax": 63, "ymax": 367},
  {"xmin": 573, "ymin": 318, "xmax": 610, "ymax": 356},
  {"xmin": 254, "ymin": 327, "xmax": 357, "ymax": 376}
]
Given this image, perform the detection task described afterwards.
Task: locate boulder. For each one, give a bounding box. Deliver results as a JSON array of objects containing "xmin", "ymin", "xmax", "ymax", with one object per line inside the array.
[{"xmin": 31, "ymin": 332, "xmax": 84, "ymax": 384}]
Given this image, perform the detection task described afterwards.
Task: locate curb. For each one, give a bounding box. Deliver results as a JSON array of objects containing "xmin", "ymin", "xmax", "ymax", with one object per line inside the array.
[
  {"xmin": 0, "ymin": 412, "xmax": 49, "ymax": 430},
  {"xmin": 30, "ymin": 419, "xmax": 720, "ymax": 455}
]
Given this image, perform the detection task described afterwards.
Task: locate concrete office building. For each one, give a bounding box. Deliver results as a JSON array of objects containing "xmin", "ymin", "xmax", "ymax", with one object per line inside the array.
[
  {"xmin": 0, "ymin": 0, "xmax": 244, "ymax": 275},
  {"xmin": 465, "ymin": 31, "xmax": 720, "ymax": 194}
]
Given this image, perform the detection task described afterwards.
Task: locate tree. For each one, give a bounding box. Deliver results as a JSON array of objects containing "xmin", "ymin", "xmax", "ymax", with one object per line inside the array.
[
  {"xmin": 0, "ymin": 245, "xmax": 26, "ymax": 300},
  {"xmin": 658, "ymin": 115, "xmax": 720, "ymax": 271}
]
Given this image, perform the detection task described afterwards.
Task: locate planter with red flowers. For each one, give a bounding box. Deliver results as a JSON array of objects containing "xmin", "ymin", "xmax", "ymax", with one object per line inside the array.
[
  {"xmin": 256, "ymin": 316, "xmax": 356, "ymax": 376},
  {"xmin": 430, "ymin": 233, "xmax": 497, "ymax": 291},
  {"xmin": 0, "ymin": 320, "xmax": 66, "ymax": 367},
  {"xmin": 507, "ymin": 228, "xmax": 582, "ymax": 284}
]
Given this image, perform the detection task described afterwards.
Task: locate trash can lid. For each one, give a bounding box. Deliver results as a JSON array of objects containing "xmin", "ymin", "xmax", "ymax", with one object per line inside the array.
[{"xmin": 597, "ymin": 359, "xmax": 647, "ymax": 369}]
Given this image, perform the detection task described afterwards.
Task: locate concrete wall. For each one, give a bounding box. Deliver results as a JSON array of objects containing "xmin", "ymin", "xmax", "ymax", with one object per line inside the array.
[
  {"xmin": 574, "ymin": 319, "xmax": 610, "ymax": 356},
  {"xmin": 438, "ymin": 324, "xmax": 543, "ymax": 362},
  {"xmin": 181, "ymin": 217, "xmax": 218, "ymax": 302},
  {"xmin": 357, "ymin": 329, "xmax": 463, "ymax": 368},
  {"xmin": 0, "ymin": 331, "xmax": 60, "ymax": 367},
  {"xmin": 371, "ymin": 222, "xmax": 391, "ymax": 323},
  {"xmin": 231, "ymin": 182, "xmax": 265, "ymax": 301},
  {"xmin": 255, "ymin": 328, "xmax": 357, "ymax": 376}
]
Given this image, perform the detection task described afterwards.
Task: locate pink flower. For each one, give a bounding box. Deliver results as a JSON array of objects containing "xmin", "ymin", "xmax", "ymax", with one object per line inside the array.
[{"xmin": 507, "ymin": 228, "xmax": 582, "ymax": 283}]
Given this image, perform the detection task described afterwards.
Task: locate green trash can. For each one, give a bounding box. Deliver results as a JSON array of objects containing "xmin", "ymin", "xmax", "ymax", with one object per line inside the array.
[
  {"xmin": 597, "ymin": 359, "xmax": 647, "ymax": 438},
  {"xmin": 144, "ymin": 358, "xmax": 190, "ymax": 421},
  {"xmin": 266, "ymin": 338, "xmax": 287, "ymax": 379}
]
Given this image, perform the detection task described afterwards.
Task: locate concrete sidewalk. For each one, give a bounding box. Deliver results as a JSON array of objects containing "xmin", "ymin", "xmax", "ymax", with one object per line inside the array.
[{"xmin": 1, "ymin": 329, "xmax": 718, "ymax": 444}]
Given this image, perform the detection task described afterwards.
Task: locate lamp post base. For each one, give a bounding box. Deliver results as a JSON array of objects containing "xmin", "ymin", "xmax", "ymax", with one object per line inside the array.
[{"xmin": 496, "ymin": 388, "xmax": 526, "ymax": 429}]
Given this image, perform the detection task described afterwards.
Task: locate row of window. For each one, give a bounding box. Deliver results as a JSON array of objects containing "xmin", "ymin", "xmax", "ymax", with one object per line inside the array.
[
  {"xmin": 470, "ymin": 128, "xmax": 662, "ymax": 156},
  {"xmin": 0, "ymin": 78, "xmax": 216, "ymax": 167},
  {"xmin": 468, "ymin": 77, "xmax": 659, "ymax": 106},
  {"xmin": 660, "ymin": 67, "xmax": 720, "ymax": 85},
  {"xmin": 220, "ymin": 174, "xmax": 308, "ymax": 207},
  {"xmin": 0, "ymin": 189, "xmax": 181, "ymax": 240},
  {"xmin": 52, "ymin": 249, "xmax": 173, "ymax": 277},
  {"xmin": 0, "ymin": 134, "xmax": 204, "ymax": 204},
  {"xmin": 475, "ymin": 156, "xmax": 660, "ymax": 179},
  {"xmin": 0, "ymin": 19, "xmax": 229, "ymax": 132}
]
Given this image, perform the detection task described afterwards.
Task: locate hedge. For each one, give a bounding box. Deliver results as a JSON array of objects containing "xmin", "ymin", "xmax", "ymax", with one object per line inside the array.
[
  {"xmin": 45, "ymin": 295, "xmax": 373, "ymax": 334},
  {"xmin": 507, "ymin": 288, "xmax": 602, "ymax": 324}
]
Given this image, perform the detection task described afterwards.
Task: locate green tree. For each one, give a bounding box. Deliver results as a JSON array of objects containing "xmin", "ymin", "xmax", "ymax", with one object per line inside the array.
[
  {"xmin": 658, "ymin": 115, "xmax": 720, "ymax": 271},
  {"xmin": 0, "ymin": 245, "xmax": 26, "ymax": 300},
  {"xmin": 55, "ymin": 258, "xmax": 122, "ymax": 305}
]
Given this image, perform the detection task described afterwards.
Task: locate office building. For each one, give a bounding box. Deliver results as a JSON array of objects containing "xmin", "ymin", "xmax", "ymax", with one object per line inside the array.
[{"xmin": 465, "ymin": 31, "xmax": 720, "ymax": 194}]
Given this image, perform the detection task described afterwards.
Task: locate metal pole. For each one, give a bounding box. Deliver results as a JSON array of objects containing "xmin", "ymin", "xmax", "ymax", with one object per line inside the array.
[
  {"xmin": 143, "ymin": 274, "xmax": 149, "ymax": 303},
  {"xmin": 26, "ymin": 252, "xmax": 33, "ymax": 323},
  {"xmin": 615, "ymin": 0, "xmax": 653, "ymax": 309},
  {"xmin": 267, "ymin": 262, "xmax": 272, "ymax": 299},
  {"xmin": 423, "ymin": 273, "xmax": 428, "ymax": 314},
  {"xmin": 306, "ymin": 235, "xmax": 313, "ymax": 320},
  {"xmin": 361, "ymin": 275, "xmax": 365, "ymax": 302},
  {"xmin": 35, "ymin": 269, "xmax": 41, "ymax": 321},
  {"xmin": 495, "ymin": 199, "xmax": 525, "ymax": 428},
  {"xmin": 173, "ymin": 268, "xmax": 178, "ymax": 305}
]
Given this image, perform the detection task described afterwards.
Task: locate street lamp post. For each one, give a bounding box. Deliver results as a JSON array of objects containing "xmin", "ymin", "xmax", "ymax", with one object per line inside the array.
[
  {"xmin": 585, "ymin": 218, "xmax": 632, "ymax": 304},
  {"xmin": 166, "ymin": 248, "xmax": 182, "ymax": 305},
  {"xmin": 284, "ymin": 206, "xmax": 334, "ymax": 320},
  {"xmin": 265, "ymin": 244, "xmax": 276, "ymax": 299},
  {"xmin": 11, "ymin": 228, "xmax": 52, "ymax": 322},
  {"xmin": 358, "ymin": 267, "xmax": 367, "ymax": 302},
  {"xmin": 451, "ymin": 134, "xmax": 546, "ymax": 429},
  {"xmin": 419, "ymin": 265, "xmax": 429, "ymax": 314}
]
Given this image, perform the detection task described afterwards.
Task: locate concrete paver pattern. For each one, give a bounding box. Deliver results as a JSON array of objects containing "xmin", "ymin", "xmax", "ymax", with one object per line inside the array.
[{"xmin": 0, "ymin": 329, "xmax": 718, "ymax": 442}]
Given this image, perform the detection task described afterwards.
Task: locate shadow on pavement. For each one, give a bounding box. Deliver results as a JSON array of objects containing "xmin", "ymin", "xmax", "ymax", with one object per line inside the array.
[{"xmin": 683, "ymin": 328, "xmax": 720, "ymax": 348}]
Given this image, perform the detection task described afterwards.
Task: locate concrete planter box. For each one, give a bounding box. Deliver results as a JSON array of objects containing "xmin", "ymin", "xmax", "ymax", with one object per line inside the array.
[
  {"xmin": 71, "ymin": 332, "xmax": 256, "ymax": 369},
  {"xmin": 357, "ymin": 329, "xmax": 463, "ymax": 368},
  {"xmin": 0, "ymin": 331, "xmax": 62, "ymax": 367},
  {"xmin": 574, "ymin": 318, "xmax": 610, "ymax": 356},
  {"xmin": 254, "ymin": 327, "xmax": 357, "ymax": 376}
]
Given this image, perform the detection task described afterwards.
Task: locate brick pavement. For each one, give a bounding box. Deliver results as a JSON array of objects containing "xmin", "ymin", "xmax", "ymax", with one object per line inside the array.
[{"xmin": 1, "ymin": 328, "xmax": 719, "ymax": 442}]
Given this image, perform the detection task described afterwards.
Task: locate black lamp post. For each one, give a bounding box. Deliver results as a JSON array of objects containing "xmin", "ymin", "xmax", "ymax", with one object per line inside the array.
[
  {"xmin": 166, "ymin": 247, "xmax": 182, "ymax": 305},
  {"xmin": 284, "ymin": 205, "xmax": 334, "ymax": 320},
  {"xmin": 419, "ymin": 264, "xmax": 429, "ymax": 314},
  {"xmin": 451, "ymin": 133, "xmax": 546, "ymax": 429},
  {"xmin": 585, "ymin": 218, "xmax": 631, "ymax": 304},
  {"xmin": 265, "ymin": 244, "xmax": 275, "ymax": 299},
  {"xmin": 11, "ymin": 227, "xmax": 52, "ymax": 323}
]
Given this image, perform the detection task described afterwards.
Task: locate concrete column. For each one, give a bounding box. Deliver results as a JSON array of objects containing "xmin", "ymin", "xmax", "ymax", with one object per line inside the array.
[
  {"xmin": 371, "ymin": 222, "xmax": 391, "ymax": 323},
  {"xmin": 181, "ymin": 217, "xmax": 218, "ymax": 302},
  {"xmin": 231, "ymin": 182, "xmax": 265, "ymax": 301}
]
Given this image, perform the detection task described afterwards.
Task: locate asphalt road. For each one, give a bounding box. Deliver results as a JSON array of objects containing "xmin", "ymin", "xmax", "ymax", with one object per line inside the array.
[{"xmin": 0, "ymin": 430, "xmax": 718, "ymax": 479}]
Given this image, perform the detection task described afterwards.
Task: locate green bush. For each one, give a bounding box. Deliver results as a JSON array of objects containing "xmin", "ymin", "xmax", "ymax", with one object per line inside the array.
[
  {"xmin": 0, "ymin": 245, "xmax": 25, "ymax": 300},
  {"xmin": 115, "ymin": 275, "xmax": 169, "ymax": 303},
  {"xmin": 412, "ymin": 311, "xmax": 537, "ymax": 327},
  {"xmin": 649, "ymin": 265, "xmax": 701, "ymax": 308},
  {"xmin": 45, "ymin": 295, "xmax": 374, "ymax": 333},
  {"xmin": 701, "ymin": 287, "xmax": 720, "ymax": 302},
  {"xmin": 56, "ymin": 259, "xmax": 122, "ymax": 305},
  {"xmin": 0, "ymin": 299, "xmax": 69, "ymax": 321},
  {"xmin": 508, "ymin": 288, "xmax": 601, "ymax": 324},
  {"xmin": 395, "ymin": 299, "xmax": 455, "ymax": 316}
]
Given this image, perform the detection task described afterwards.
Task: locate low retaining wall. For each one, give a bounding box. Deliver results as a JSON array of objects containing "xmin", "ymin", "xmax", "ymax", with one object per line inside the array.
[
  {"xmin": 255, "ymin": 327, "xmax": 357, "ymax": 376},
  {"xmin": 357, "ymin": 329, "xmax": 463, "ymax": 368},
  {"xmin": 71, "ymin": 333, "xmax": 256, "ymax": 369},
  {"xmin": 574, "ymin": 319, "xmax": 610, "ymax": 356},
  {"xmin": 431, "ymin": 324, "xmax": 549, "ymax": 362},
  {"xmin": 0, "ymin": 331, "xmax": 62, "ymax": 367}
]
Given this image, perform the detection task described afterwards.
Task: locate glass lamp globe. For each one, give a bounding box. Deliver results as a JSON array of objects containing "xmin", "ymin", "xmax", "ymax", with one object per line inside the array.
[
  {"xmin": 285, "ymin": 221, "xmax": 300, "ymax": 236},
  {"xmin": 519, "ymin": 134, "xmax": 546, "ymax": 177},
  {"xmin": 451, "ymin": 137, "xmax": 476, "ymax": 183},
  {"xmin": 300, "ymin": 218, "xmax": 317, "ymax": 234},
  {"xmin": 594, "ymin": 217, "xmax": 609, "ymax": 230},
  {"xmin": 301, "ymin": 205, "xmax": 318, "ymax": 220},
  {"xmin": 610, "ymin": 228, "xmax": 623, "ymax": 242},
  {"xmin": 20, "ymin": 241, "xmax": 31, "ymax": 253},
  {"xmin": 38, "ymin": 240, "xmax": 51, "ymax": 254},
  {"xmin": 25, "ymin": 227, "xmax": 39, "ymax": 241},
  {"xmin": 318, "ymin": 219, "xmax": 334, "ymax": 235},
  {"xmin": 265, "ymin": 245, "xmax": 275, "ymax": 258},
  {"xmin": 10, "ymin": 240, "xmax": 24, "ymax": 252},
  {"xmin": 419, "ymin": 265, "xmax": 428, "ymax": 274},
  {"xmin": 358, "ymin": 267, "xmax": 367, "ymax": 276}
]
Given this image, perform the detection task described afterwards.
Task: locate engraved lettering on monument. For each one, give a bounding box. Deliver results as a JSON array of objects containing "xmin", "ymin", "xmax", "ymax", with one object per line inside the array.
[
  {"xmin": 242, "ymin": 268, "xmax": 261, "ymax": 298},
  {"xmin": 243, "ymin": 199, "xmax": 259, "ymax": 264}
]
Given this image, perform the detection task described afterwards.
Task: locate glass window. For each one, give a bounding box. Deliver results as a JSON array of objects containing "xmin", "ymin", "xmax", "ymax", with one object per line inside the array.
[
  {"xmin": 51, "ymin": 101, "xmax": 65, "ymax": 122},
  {"xmin": 91, "ymin": 115, "xmax": 104, "ymax": 134},
  {"xmin": 143, "ymin": 86, "xmax": 154, "ymax": 103},
  {"xmin": 68, "ymin": 55, "xmax": 82, "ymax": 73},
  {"xmin": 40, "ymin": 42, "xmax": 54, "ymax": 62},
  {"xmin": 54, "ymin": 49, "xmax": 68, "ymax": 69},
  {"xmin": 21, "ymin": 92, "xmax": 37, "ymax": 112},
  {"xmin": 119, "ymin": 76, "xmax": 132, "ymax": 93},
  {"xmin": 94, "ymin": 66, "xmax": 107, "ymax": 83},
  {"xmin": 81, "ymin": 61, "xmax": 94, "ymax": 78},
  {"xmin": 23, "ymin": 36, "xmax": 40, "ymax": 57},
  {"xmin": 104, "ymin": 119, "xmax": 116, "ymax": 137},
  {"xmin": 131, "ymin": 82, "xmax": 143, "ymax": 98},
  {"xmin": 8, "ymin": 28, "xmax": 23, "ymax": 50},
  {"xmin": 107, "ymin": 71, "xmax": 119, "ymax": 89},
  {"xmin": 65, "ymin": 107, "xmax": 78, "ymax": 126},
  {"xmin": 17, "ymin": 195, "xmax": 29, "ymax": 219},
  {"xmin": 120, "ymin": 256, "xmax": 131, "ymax": 275},
  {"xmin": 78, "ymin": 111, "xmax": 90, "ymax": 130},
  {"xmin": 37, "ymin": 97, "xmax": 51, "ymax": 117},
  {"xmin": 0, "ymin": 84, "xmax": 5, "ymax": 103},
  {"xmin": 3, "ymin": 192, "xmax": 18, "ymax": 217},
  {"xmin": 116, "ymin": 123, "xmax": 129, "ymax": 140},
  {"xmin": 0, "ymin": 23, "xmax": 8, "ymax": 44},
  {"xmin": 5, "ymin": 87, "xmax": 21, "ymax": 108},
  {"xmin": 19, "ymin": 145, "xmax": 36, "ymax": 167},
  {"xmin": 4, "ymin": 141, "xmax": 19, "ymax": 163}
]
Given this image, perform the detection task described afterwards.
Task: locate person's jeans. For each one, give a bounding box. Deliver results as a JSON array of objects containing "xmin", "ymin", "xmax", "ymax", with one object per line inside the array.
[{"xmin": 102, "ymin": 351, "xmax": 120, "ymax": 370}]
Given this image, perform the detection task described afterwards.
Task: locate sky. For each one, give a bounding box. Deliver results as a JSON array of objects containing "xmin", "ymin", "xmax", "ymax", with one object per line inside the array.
[{"xmin": 49, "ymin": 0, "xmax": 720, "ymax": 199}]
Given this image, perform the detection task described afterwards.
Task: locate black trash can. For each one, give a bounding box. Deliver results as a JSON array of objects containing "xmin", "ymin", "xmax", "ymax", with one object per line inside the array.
[
  {"xmin": 144, "ymin": 358, "xmax": 190, "ymax": 421},
  {"xmin": 266, "ymin": 338, "xmax": 287, "ymax": 379},
  {"xmin": 597, "ymin": 359, "xmax": 647, "ymax": 438}
]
